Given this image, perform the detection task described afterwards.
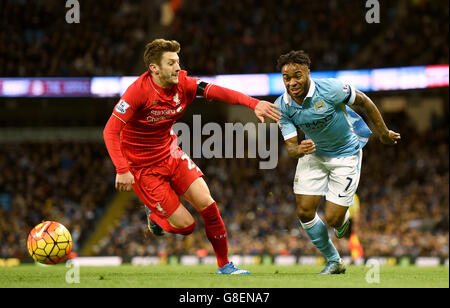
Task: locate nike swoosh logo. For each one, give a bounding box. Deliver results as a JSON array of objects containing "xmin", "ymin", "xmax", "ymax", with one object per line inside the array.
[
  {"xmin": 288, "ymin": 111, "xmax": 299, "ymax": 118},
  {"xmin": 35, "ymin": 221, "xmax": 51, "ymax": 238},
  {"xmin": 338, "ymin": 194, "xmax": 347, "ymax": 198}
]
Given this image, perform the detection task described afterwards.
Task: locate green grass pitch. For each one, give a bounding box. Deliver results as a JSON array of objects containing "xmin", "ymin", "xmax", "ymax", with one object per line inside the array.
[{"xmin": 0, "ymin": 264, "xmax": 448, "ymax": 288}]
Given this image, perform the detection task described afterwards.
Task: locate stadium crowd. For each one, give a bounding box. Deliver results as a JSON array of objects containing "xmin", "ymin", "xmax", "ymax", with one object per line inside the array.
[
  {"xmin": 91, "ymin": 111, "xmax": 449, "ymax": 260},
  {"xmin": 0, "ymin": 0, "xmax": 156, "ymax": 77},
  {"xmin": 1, "ymin": 0, "xmax": 448, "ymax": 77},
  {"xmin": 169, "ymin": 0, "xmax": 448, "ymax": 74}
]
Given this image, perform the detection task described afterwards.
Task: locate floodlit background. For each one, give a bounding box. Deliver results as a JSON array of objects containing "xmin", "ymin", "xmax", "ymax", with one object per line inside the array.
[{"xmin": 0, "ymin": 0, "xmax": 448, "ymax": 267}]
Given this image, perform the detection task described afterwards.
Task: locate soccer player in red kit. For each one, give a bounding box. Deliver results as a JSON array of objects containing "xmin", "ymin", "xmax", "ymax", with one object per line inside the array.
[{"xmin": 103, "ymin": 39, "xmax": 281, "ymax": 274}]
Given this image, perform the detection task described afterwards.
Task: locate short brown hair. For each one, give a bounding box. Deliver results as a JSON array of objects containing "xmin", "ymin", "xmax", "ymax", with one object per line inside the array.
[
  {"xmin": 143, "ymin": 39, "xmax": 181, "ymax": 69},
  {"xmin": 276, "ymin": 50, "xmax": 311, "ymax": 70}
]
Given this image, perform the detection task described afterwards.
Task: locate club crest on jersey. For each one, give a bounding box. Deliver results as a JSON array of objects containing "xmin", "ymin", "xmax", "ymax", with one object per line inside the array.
[
  {"xmin": 173, "ymin": 93, "xmax": 180, "ymax": 106},
  {"xmin": 115, "ymin": 100, "xmax": 130, "ymax": 114},
  {"xmin": 314, "ymin": 100, "xmax": 327, "ymax": 113}
]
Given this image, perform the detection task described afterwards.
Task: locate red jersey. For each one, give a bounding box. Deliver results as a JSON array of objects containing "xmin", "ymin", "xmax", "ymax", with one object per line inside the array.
[
  {"xmin": 111, "ymin": 70, "xmax": 197, "ymax": 168},
  {"xmin": 104, "ymin": 69, "xmax": 259, "ymax": 174}
]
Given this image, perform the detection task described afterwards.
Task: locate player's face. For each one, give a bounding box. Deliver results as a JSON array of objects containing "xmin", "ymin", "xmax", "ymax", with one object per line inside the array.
[
  {"xmin": 155, "ymin": 52, "xmax": 181, "ymax": 87},
  {"xmin": 281, "ymin": 63, "xmax": 310, "ymax": 102}
]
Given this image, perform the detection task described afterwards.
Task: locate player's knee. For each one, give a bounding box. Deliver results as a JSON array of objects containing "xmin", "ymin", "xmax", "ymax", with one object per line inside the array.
[
  {"xmin": 324, "ymin": 214, "xmax": 342, "ymax": 228},
  {"xmin": 180, "ymin": 215, "xmax": 195, "ymax": 228},
  {"xmin": 175, "ymin": 221, "xmax": 196, "ymax": 236},
  {"xmin": 297, "ymin": 207, "xmax": 316, "ymax": 223}
]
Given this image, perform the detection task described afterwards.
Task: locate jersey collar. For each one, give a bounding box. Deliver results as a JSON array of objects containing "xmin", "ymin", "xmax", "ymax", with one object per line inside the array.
[{"xmin": 283, "ymin": 78, "xmax": 316, "ymax": 107}]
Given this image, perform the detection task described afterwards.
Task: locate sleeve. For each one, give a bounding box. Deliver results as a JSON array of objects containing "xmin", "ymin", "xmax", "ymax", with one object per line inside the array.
[
  {"xmin": 103, "ymin": 115, "xmax": 129, "ymax": 174},
  {"xmin": 183, "ymin": 74, "xmax": 200, "ymax": 104},
  {"xmin": 104, "ymin": 83, "xmax": 143, "ymax": 174},
  {"xmin": 330, "ymin": 79, "xmax": 356, "ymax": 106},
  {"xmin": 202, "ymin": 83, "xmax": 259, "ymax": 109},
  {"xmin": 275, "ymin": 97, "xmax": 297, "ymax": 141},
  {"xmin": 183, "ymin": 70, "xmax": 258, "ymax": 109},
  {"xmin": 279, "ymin": 115, "xmax": 297, "ymax": 140},
  {"xmin": 111, "ymin": 83, "xmax": 142, "ymax": 124}
]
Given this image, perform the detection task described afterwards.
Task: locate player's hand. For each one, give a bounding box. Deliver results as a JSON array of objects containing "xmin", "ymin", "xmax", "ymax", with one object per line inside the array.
[
  {"xmin": 380, "ymin": 130, "xmax": 401, "ymax": 145},
  {"xmin": 254, "ymin": 101, "xmax": 281, "ymax": 123},
  {"xmin": 115, "ymin": 171, "xmax": 135, "ymax": 192},
  {"xmin": 299, "ymin": 139, "xmax": 316, "ymax": 155}
]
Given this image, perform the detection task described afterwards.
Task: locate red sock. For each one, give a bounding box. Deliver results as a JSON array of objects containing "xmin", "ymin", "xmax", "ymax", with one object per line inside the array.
[{"xmin": 200, "ymin": 202, "xmax": 229, "ymax": 268}]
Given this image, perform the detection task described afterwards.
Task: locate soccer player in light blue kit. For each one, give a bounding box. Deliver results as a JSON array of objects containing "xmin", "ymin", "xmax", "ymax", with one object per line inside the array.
[{"xmin": 274, "ymin": 51, "xmax": 401, "ymax": 274}]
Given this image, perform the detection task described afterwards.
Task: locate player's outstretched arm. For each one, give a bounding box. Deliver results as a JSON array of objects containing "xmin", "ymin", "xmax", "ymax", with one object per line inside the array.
[
  {"xmin": 201, "ymin": 83, "xmax": 281, "ymax": 122},
  {"xmin": 352, "ymin": 90, "xmax": 401, "ymax": 145}
]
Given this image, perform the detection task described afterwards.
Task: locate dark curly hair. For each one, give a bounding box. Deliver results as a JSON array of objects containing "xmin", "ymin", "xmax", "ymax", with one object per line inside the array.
[{"xmin": 276, "ymin": 50, "xmax": 311, "ymax": 70}]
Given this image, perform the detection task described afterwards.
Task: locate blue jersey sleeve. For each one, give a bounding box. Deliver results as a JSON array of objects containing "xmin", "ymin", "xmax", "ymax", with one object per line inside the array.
[
  {"xmin": 274, "ymin": 96, "xmax": 297, "ymax": 140},
  {"xmin": 279, "ymin": 114, "xmax": 297, "ymax": 140},
  {"xmin": 325, "ymin": 78, "xmax": 356, "ymax": 106}
]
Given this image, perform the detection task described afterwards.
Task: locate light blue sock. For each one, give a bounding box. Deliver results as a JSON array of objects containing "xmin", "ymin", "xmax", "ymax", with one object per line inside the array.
[{"xmin": 301, "ymin": 213, "xmax": 340, "ymax": 262}]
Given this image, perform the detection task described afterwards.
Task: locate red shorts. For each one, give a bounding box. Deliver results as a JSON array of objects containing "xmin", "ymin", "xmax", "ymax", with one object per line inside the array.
[{"xmin": 131, "ymin": 149, "xmax": 204, "ymax": 219}]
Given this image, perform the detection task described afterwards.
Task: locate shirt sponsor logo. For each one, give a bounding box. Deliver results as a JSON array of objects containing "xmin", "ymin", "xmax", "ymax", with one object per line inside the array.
[
  {"xmin": 115, "ymin": 100, "xmax": 130, "ymax": 114},
  {"xmin": 146, "ymin": 109, "xmax": 177, "ymax": 123},
  {"xmin": 299, "ymin": 114, "xmax": 334, "ymax": 130},
  {"xmin": 150, "ymin": 109, "xmax": 176, "ymax": 116}
]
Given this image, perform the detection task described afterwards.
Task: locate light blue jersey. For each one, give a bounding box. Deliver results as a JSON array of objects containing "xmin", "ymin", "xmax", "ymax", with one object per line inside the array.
[{"xmin": 275, "ymin": 78, "xmax": 371, "ymax": 158}]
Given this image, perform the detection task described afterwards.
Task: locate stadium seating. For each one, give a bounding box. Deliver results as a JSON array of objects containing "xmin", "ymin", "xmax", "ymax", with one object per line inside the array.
[
  {"xmin": 1, "ymin": 0, "xmax": 447, "ymax": 76},
  {"xmin": 0, "ymin": 0, "xmax": 157, "ymax": 77}
]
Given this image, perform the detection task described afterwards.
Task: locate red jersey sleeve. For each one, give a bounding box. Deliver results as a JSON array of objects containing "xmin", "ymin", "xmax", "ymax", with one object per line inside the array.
[
  {"xmin": 181, "ymin": 70, "xmax": 258, "ymax": 109},
  {"xmin": 180, "ymin": 71, "xmax": 199, "ymax": 105},
  {"xmin": 104, "ymin": 82, "xmax": 146, "ymax": 174},
  {"xmin": 112, "ymin": 83, "xmax": 144, "ymax": 124},
  {"xmin": 203, "ymin": 83, "xmax": 259, "ymax": 110},
  {"xmin": 181, "ymin": 71, "xmax": 258, "ymax": 109},
  {"xmin": 103, "ymin": 115, "xmax": 129, "ymax": 174}
]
